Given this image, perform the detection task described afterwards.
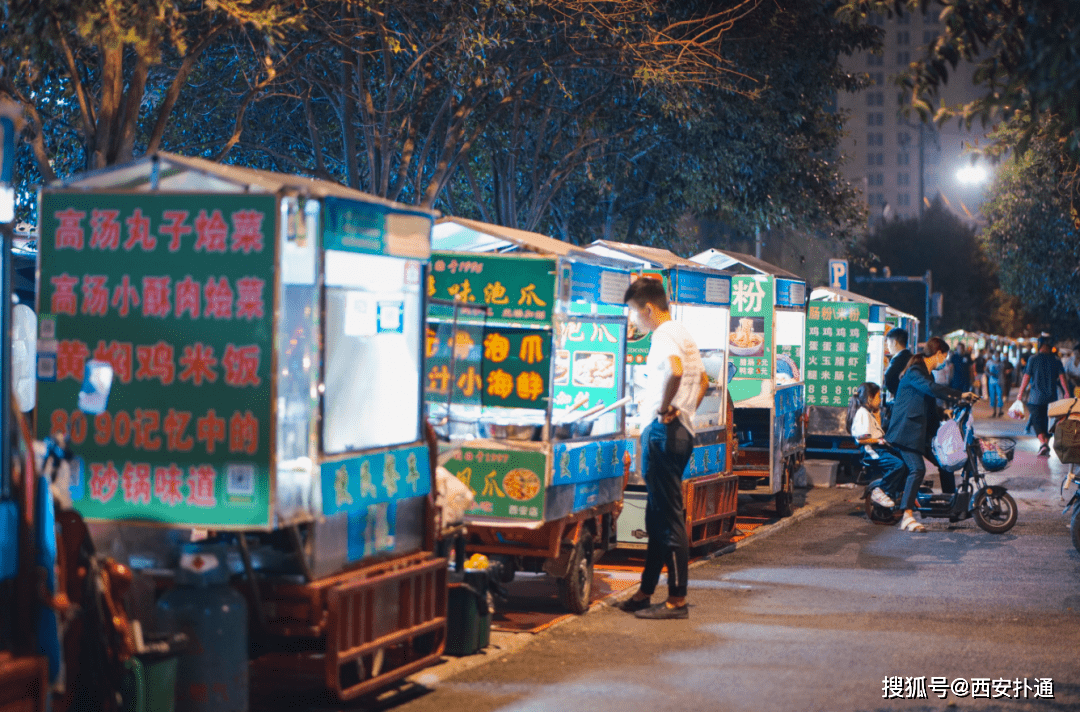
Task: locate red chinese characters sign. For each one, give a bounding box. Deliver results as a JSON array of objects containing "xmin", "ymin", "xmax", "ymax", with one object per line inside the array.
[{"xmin": 37, "ymin": 192, "xmax": 276, "ymax": 528}]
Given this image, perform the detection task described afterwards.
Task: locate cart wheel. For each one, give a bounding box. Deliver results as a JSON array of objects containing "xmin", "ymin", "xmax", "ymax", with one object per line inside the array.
[{"xmin": 557, "ymin": 532, "xmax": 594, "ymax": 614}]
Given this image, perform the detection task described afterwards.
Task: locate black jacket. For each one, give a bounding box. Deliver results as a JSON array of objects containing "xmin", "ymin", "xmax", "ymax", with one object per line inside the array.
[
  {"xmin": 884, "ymin": 348, "xmax": 912, "ymax": 399},
  {"xmin": 884, "ymin": 359, "xmax": 962, "ymax": 453}
]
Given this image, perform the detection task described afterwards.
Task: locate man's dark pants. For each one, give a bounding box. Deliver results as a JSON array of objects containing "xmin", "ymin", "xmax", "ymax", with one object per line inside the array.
[{"xmin": 640, "ymin": 418, "xmax": 692, "ymax": 599}]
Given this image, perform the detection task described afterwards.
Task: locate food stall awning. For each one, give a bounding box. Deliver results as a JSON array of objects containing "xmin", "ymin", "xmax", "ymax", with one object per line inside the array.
[
  {"xmin": 689, "ymin": 248, "xmax": 801, "ymax": 279},
  {"xmin": 49, "ymin": 152, "xmax": 433, "ymax": 259},
  {"xmin": 587, "ymin": 240, "xmax": 708, "ymax": 270},
  {"xmin": 434, "ymin": 217, "xmax": 584, "ymax": 256}
]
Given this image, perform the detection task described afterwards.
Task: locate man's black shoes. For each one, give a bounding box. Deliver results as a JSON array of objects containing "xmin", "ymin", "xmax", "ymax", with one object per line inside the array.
[
  {"xmin": 615, "ymin": 596, "xmax": 652, "ymax": 613},
  {"xmin": 634, "ymin": 602, "xmax": 689, "ymax": 620}
]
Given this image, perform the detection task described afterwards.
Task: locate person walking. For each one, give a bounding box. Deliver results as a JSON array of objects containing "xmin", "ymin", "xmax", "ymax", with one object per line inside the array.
[
  {"xmin": 973, "ymin": 349, "xmax": 987, "ymax": 397},
  {"xmin": 948, "ymin": 343, "xmax": 973, "ymax": 392},
  {"xmin": 617, "ymin": 277, "xmax": 707, "ymax": 619},
  {"xmin": 884, "ymin": 337, "xmax": 970, "ymax": 532},
  {"xmin": 984, "ymin": 350, "xmax": 1005, "ymax": 417},
  {"xmin": 1018, "ymin": 336, "xmax": 1069, "ymax": 458},
  {"xmin": 883, "ymin": 328, "xmax": 912, "ymax": 401},
  {"xmin": 1062, "ymin": 348, "xmax": 1080, "ymax": 398}
]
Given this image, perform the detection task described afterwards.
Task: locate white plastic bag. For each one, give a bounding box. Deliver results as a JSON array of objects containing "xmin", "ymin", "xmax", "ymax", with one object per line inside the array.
[
  {"xmin": 1007, "ymin": 398, "xmax": 1026, "ymax": 421},
  {"xmin": 931, "ymin": 419, "xmax": 968, "ymax": 471},
  {"xmin": 435, "ymin": 465, "xmax": 474, "ymax": 530}
]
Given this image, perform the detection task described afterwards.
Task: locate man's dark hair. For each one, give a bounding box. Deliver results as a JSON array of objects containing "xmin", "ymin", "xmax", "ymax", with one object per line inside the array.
[
  {"xmin": 1038, "ymin": 335, "xmax": 1054, "ymax": 351},
  {"xmin": 623, "ymin": 277, "xmax": 669, "ymax": 311},
  {"xmin": 886, "ymin": 328, "xmax": 908, "ymax": 348}
]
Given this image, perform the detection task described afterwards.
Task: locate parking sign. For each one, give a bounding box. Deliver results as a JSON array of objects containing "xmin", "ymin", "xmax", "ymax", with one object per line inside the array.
[{"xmin": 828, "ymin": 259, "xmax": 848, "ymax": 291}]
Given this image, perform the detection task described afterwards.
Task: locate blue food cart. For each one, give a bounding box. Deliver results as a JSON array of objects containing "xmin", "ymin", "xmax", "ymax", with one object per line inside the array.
[
  {"xmin": 425, "ymin": 217, "xmax": 635, "ymax": 613},
  {"xmin": 689, "ymin": 249, "xmax": 806, "ymax": 516},
  {"xmin": 35, "ymin": 153, "xmax": 446, "ymax": 703},
  {"xmin": 584, "ymin": 241, "xmax": 739, "ymax": 549}
]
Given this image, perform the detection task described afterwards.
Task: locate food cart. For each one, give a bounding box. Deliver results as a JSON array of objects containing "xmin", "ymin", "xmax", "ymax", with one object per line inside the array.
[
  {"xmin": 803, "ymin": 287, "xmax": 889, "ymax": 472},
  {"xmin": 35, "ymin": 153, "xmax": 446, "ymax": 702},
  {"xmin": 584, "ymin": 241, "xmax": 739, "ymax": 550},
  {"xmin": 689, "ymin": 250, "xmax": 806, "ymax": 516},
  {"xmin": 425, "ymin": 217, "xmax": 633, "ymax": 613}
]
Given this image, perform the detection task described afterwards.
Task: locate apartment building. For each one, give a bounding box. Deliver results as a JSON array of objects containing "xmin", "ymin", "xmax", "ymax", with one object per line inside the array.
[{"xmin": 836, "ymin": 11, "xmax": 989, "ymax": 225}]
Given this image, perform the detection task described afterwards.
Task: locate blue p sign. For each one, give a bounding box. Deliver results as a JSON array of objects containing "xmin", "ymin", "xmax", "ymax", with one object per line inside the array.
[{"xmin": 828, "ymin": 259, "xmax": 848, "ymax": 291}]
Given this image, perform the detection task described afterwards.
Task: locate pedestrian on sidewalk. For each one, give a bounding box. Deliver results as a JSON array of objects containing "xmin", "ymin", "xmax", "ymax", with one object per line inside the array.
[
  {"xmin": 883, "ymin": 328, "xmax": 911, "ymax": 401},
  {"xmin": 1018, "ymin": 336, "xmax": 1069, "ymax": 458},
  {"xmin": 885, "ymin": 337, "xmax": 970, "ymax": 532},
  {"xmin": 949, "ymin": 343, "xmax": 973, "ymax": 393},
  {"xmin": 973, "ymin": 349, "xmax": 987, "ymax": 397},
  {"xmin": 985, "ymin": 350, "xmax": 1005, "ymax": 417},
  {"xmin": 1063, "ymin": 348, "xmax": 1080, "ymax": 398},
  {"xmin": 617, "ymin": 277, "xmax": 707, "ymax": 620}
]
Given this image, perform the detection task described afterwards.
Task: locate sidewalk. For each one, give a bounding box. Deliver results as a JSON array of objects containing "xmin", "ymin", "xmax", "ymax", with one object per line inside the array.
[{"xmin": 408, "ymin": 484, "xmax": 856, "ymax": 688}]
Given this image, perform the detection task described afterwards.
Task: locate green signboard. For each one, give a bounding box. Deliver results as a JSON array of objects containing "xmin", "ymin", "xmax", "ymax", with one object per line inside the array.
[
  {"xmin": 425, "ymin": 320, "xmax": 551, "ymax": 410},
  {"xmin": 429, "ymin": 252, "xmax": 556, "ymax": 326},
  {"xmin": 37, "ymin": 192, "xmax": 276, "ymax": 528},
  {"xmin": 552, "ymin": 319, "xmax": 624, "ymax": 415},
  {"xmin": 804, "ymin": 301, "xmax": 869, "ymax": 407},
  {"xmin": 442, "ymin": 446, "xmax": 547, "ymax": 520},
  {"xmin": 729, "ymin": 275, "xmax": 773, "ymax": 379}
]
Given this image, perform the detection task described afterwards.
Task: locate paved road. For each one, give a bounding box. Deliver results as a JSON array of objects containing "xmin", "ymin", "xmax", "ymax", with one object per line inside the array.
[{"xmin": 389, "ymin": 401, "xmax": 1079, "ymax": 712}]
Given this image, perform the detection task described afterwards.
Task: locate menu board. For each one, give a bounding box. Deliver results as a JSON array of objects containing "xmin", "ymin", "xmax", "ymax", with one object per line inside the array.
[
  {"xmin": 37, "ymin": 192, "xmax": 276, "ymax": 527},
  {"xmin": 804, "ymin": 301, "xmax": 869, "ymax": 407},
  {"xmin": 729, "ymin": 275, "xmax": 773, "ymax": 379},
  {"xmin": 552, "ymin": 319, "xmax": 625, "ymax": 415},
  {"xmin": 425, "ymin": 321, "xmax": 551, "ymax": 410},
  {"xmin": 442, "ymin": 447, "xmax": 548, "ymax": 520},
  {"xmin": 428, "ymin": 252, "xmax": 556, "ymax": 326}
]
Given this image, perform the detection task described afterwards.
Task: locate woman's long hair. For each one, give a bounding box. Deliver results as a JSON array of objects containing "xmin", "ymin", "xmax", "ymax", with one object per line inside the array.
[
  {"xmin": 900, "ymin": 336, "xmax": 950, "ymax": 379},
  {"xmin": 845, "ymin": 381, "xmax": 881, "ymax": 433}
]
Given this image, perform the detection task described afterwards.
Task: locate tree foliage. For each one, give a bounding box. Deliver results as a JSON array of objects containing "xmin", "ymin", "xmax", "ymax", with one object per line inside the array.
[{"xmin": 980, "ymin": 120, "xmax": 1080, "ymax": 336}]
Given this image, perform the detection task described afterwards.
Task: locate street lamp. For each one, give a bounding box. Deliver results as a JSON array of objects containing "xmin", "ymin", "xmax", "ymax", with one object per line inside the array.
[{"xmin": 955, "ymin": 164, "xmax": 989, "ymax": 185}]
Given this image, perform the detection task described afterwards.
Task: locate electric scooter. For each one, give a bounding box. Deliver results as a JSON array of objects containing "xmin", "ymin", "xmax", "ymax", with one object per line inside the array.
[{"xmin": 864, "ymin": 396, "xmax": 1019, "ymax": 533}]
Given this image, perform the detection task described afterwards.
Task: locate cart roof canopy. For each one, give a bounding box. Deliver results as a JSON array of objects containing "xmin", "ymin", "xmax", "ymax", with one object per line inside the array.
[
  {"xmin": 432, "ymin": 217, "xmax": 629, "ymax": 269},
  {"xmin": 689, "ymin": 248, "xmax": 801, "ymax": 279},
  {"xmin": 809, "ymin": 286, "xmax": 888, "ymax": 307},
  {"xmin": 586, "ymin": 240, "xmax": 711, "ymax": 271},
  {"xmin": 46, "ymin": 152, "xmax": 434, "ymax": 258}
]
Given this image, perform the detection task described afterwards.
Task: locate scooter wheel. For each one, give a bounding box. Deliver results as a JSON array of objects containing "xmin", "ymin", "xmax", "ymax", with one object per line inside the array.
[
  {"xmin": 863, "ymin": 493, "xmax": 901, "ymax": 525},
  {"xmin": 973, "ymin": 489, "xmax": 1018, "ymax": 534}
]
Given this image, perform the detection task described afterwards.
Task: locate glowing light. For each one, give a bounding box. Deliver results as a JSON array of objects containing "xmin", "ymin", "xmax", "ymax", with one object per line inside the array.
[{"xmin": 956, "ymin": 164, "xmax": 989, "ymax": 185}]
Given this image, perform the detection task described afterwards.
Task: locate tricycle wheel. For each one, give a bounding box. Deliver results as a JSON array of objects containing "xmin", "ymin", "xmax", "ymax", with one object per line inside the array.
[
  {"xmin": 973, "ymin": 489, "xmax": 1017, "ymax": 534},
  {"xmin": 557, "ymin": 532, "xmax": 594, "ymax": 614}
]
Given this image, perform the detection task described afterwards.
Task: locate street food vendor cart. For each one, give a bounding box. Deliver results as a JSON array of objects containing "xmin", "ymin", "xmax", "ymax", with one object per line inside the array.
[
  {"xmin": 584, "ymin": 241, "xmax": 739, "ymax": 550},
  {"xmin": 35, "ymin": 153, "xmax": 446, "ymax": 703},
  {"xmin": 689, "ymin": 249, "xmax": 806, "ymax": 516},
  {"xmin": 803, "ymin": 286, "xmax": 889, "ymax": 472},
  {"xmin": 426, "ymin": 217, "xmax": 633, "ymax": 613}
]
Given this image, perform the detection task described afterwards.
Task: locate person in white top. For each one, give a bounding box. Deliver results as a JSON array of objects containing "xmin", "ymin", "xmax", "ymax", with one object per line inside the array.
[
  {"xmin": 616, "ymin": 278, "xmax": 707, "ymax": 620},
  {"xmin": 846, "ymin": 382, "xmax": 906, "ymax": 511}
]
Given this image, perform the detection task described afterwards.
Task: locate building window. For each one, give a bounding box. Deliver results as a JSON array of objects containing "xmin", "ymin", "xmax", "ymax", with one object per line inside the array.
[
  {"xmin": 868, "ymin": 53, "xmax": 884, "ymax": 67},
  {"xmin": 869, "ymin": 174, "xmax": 884, "ymax": 187},
  {"xmin": 868, "ymin": 133, "xmax": 884, "ymax": 147},
  {"xmin": 867, "ymin": 92, "xmax": 884, "ymax": 107},
  {"xmin": 897, "ymin": 51, "xmax": 911, "ymax": 64},
  {"xmin": 898, "ymin": 194, "xmax": 911, "ymax": 206},
  {"xmin": 898, "ymin": 13, "xmax": 910, "ymax": 25},
  {"xmin": 872, "ymin": 72, "xmax": 885, "ymax": 86},
  {"xmin": 869, "ymin": 193, "xmax": 886, "ymax": 207},
  {"xmin": 897, "ymin": 173, "xmax": 910, "ymax": 186},
  {"xmin": 897, "ymin": 31, "xmax": 910, "ymax": 45},
  {"xmin": 867, "ymin": 153, "xmax": 884, "ymax": 167},
  {"xmin": 866, "ymin": 112, "xmax": 885, "ymax": 127},
  {"xmin": 897, "ymin": 131, "xmax": 912, "ymax": 146},
  {"xmin": 898, "ymin": 153, "xmax": 910, "ymax": 166}
]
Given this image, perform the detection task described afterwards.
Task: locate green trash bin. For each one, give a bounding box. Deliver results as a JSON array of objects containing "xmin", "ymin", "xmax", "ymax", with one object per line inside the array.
[
  {"xmin": 445, "ymin": 569, "xmax": 491, "ymax": 656},
  {"xmin": 121, "ymin": 633, "xmax": 187, "ymax": 712}
]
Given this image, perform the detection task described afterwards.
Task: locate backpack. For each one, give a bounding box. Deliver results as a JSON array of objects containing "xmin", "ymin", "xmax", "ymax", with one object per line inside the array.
[
  {"xmin": 1053, "ymin": 402, "xmax": 1080, "ymax": 464},
  {"xmin": 931, "ymin": 418, "xmax": 968, "ymax": 471}
]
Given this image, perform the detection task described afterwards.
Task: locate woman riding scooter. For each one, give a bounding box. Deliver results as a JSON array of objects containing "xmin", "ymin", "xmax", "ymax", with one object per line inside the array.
[{"xmin": 885, "ymin": 337, "xmax": 977, "ymax": 532}]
